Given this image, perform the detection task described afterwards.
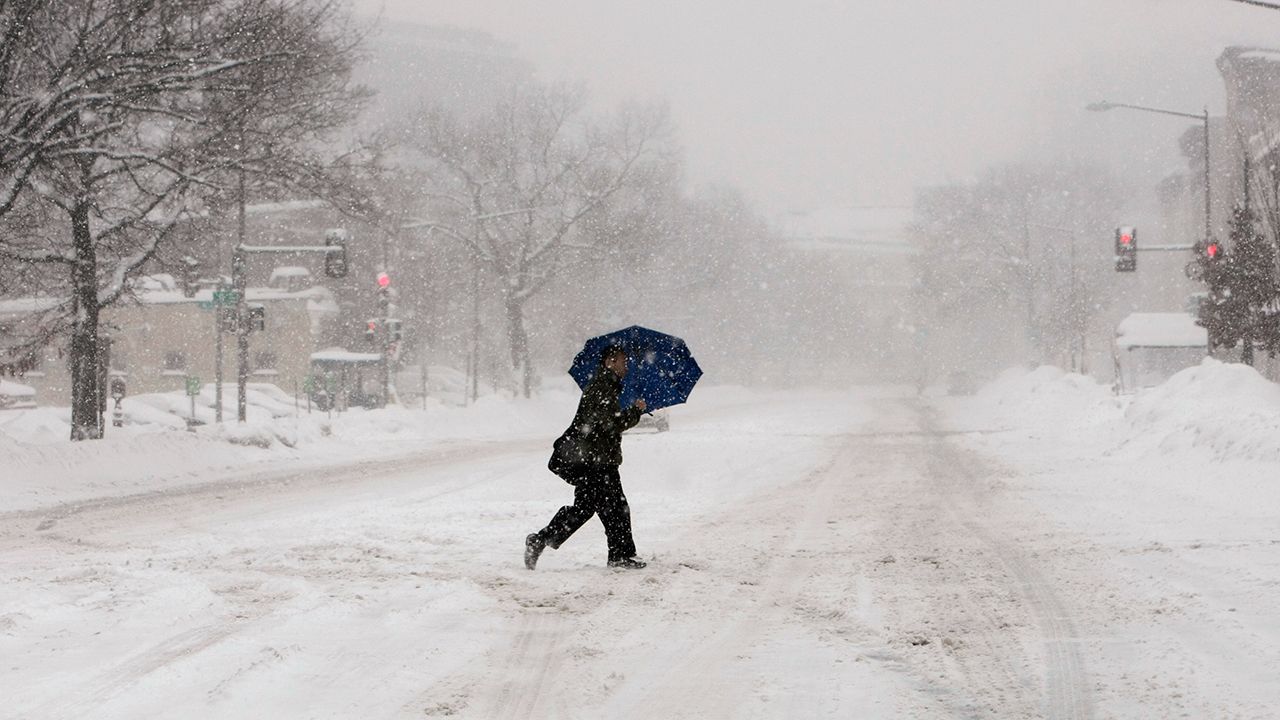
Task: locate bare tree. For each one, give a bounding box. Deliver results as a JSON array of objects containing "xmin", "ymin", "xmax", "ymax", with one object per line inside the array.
[
  {"xmin": 395, "ymin": 84, "xmax": 673, "ymax": 396},
  {"xmin": 913, "ymin": 162, "xmax": 1124, "ymax": 375},
  {"xmin": 0, "ymin": 0, "xmax": 366, "ymax": 439}
]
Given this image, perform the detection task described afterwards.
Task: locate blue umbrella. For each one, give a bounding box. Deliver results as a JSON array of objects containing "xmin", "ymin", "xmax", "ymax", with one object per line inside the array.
[{"xmin": 569, "ymin": 326, "xmax": 703, "ymax": 412}]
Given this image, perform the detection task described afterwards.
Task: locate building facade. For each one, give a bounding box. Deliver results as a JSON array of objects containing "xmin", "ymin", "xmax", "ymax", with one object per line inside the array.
[{"xmin": 0, "ymin": 275, "xmax": 338, "ymax": 406}]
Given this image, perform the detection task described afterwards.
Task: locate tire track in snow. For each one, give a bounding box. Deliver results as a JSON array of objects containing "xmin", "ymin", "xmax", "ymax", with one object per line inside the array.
[
  {"xmin": 484, "ymin": 610, "xmax": 568, "ymax": 719},
  {"xmin": 25, "ymin": 610, "xmax": 273, "ymax": 719},
  {"xmin": 602, "ymin": 449, "xmax": 848, "ymax": 719},
  {"xmin": 923, "ymin": 412, "xmax": 1092, "ymax": 720}
]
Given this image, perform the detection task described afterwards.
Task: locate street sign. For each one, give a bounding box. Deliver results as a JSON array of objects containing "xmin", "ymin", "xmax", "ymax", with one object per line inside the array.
[
  {"xmin": 212, "ymin": 289, "xmax": 241, "ymax": 306},
  {"xmin": 303, "ymin": 375, "xmax": 315, "ymax": 394},
  {"xmin": 185, "ymin": 376, "xmax": 201, "ymax": 396}
]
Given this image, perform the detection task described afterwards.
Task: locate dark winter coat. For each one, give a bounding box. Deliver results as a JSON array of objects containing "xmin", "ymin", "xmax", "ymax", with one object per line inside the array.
[{"xmin": 563, "ymin": 368, "xmax": 642, "ymax": 468}]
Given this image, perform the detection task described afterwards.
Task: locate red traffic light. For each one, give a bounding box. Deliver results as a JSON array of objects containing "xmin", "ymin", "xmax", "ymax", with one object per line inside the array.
[
  {"xmin": 376, "ymin": 272, "xmax": 390, "ymax": 288},
  {"xmin": 367, "ymin": 320, "xmax": 377, "ymax": 331},
  {"xmin": 1207, "ymin": 242, "xmax": 1219, "ymax": 259},
  {"xmin": 1120, "ymin": 233, "xmax": 1132, "ymax": 246}
]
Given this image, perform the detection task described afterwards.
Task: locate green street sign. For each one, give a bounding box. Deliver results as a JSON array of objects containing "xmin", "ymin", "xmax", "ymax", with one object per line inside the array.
[
  {"xmin": 212, "ymin": 289, "xmax": 241, "ymax": 306},
  {"xmin": 185, "ymin": 376, "xmax": 201, "ymax": 396}
]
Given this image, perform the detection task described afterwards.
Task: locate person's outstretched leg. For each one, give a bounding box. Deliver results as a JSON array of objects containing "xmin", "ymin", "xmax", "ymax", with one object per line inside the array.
[
  {"xmin": 527, "ymin": 470, "xmax": 603, "ymax": 569},
  {"xmin": 596, "ymin": 468, "xmax": 640, "ymax": 566}
]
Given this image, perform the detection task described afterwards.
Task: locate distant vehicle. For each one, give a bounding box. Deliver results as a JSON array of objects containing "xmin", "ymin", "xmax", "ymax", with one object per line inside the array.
[{"xmin": 630, "ymin": 407, "xmax": 670, "ymax": 433}]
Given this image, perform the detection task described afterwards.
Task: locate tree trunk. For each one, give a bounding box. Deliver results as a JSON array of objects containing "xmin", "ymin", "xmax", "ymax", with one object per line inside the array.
[
  {"xmin": 68, "ymin": 199, "xmax": 103, "ymax": 440},
  {"xmin": 504, "ymin": 297, "xmax": 534, "ymax": 398},
  {"xmin": 1243, "ymin": 336, "xmax": 1255, "ymax": 366}
]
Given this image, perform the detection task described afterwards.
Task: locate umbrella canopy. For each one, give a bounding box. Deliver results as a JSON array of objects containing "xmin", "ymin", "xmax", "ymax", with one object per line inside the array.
[{"xmin": 569, "ymin": 326, "xmax": 703, "ymax": 412}]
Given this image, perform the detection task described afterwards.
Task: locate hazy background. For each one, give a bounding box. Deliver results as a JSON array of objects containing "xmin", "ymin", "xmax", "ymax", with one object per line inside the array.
[{"xmin": 353, "ymin": 0, "xmax": 1280, "ymax": 215}]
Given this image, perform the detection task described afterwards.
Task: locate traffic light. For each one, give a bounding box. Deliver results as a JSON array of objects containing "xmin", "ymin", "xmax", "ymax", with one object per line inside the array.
[
  {"xmin": 219, "ymin": 306, "xmax": 238, "ymax": 333},
  {"xmin": 376, "ymin": 272, "xmax": 391, "ymax": 314},
  {"xmin": 386, "ymin": 318, "xmax": 403, "ymax": 343},
  {"xmin": 365, "ymin": 319, "xmax": 377, "ymax": 344},
  {"xmin": 324, "ymin": 229, "xmax": 349, "ymax": 279},
  {"xmin": 1114, "ymin": 226, "xmax": 1137, "ymax": 272},
  {"xmin": 1205, "ymin": 240, "xmax": 1221, "ymax": 261},
  {"xmin": 246, "ymin": 304, "xmax": 266, "ymax": 332}
]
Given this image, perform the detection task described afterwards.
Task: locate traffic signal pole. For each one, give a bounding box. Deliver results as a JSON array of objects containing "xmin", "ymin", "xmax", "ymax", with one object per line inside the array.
[
  {"xmin": 214, "ymin": 289, "xmax": 224, "ymax": 423},
  {"xmin": 1203, "ymin": 106, "xmax": 1212, "ymax": 242},
  {"xmin": 234, "ymin": 168, "xmax": 249, "ymax": 423},
  {"xmin": 381, "ymin": 290, "xmax": 391, "ymax": 408},
  {"xmin": 225, "ymin": 240, "xmax": 349, "ymax": 422}
]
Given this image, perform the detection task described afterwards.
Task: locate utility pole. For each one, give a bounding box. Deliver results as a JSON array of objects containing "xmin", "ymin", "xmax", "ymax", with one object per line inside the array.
[
  {"xmin": 469, "ymin": 263, "xmax": 480, "ymax": 404},
  {"xmin": 1203, "ymin": 106, "xmax": 1212, "ymax": 242},
  {"xmin": 234, "ymin": 167, "xmax": 249, "ymax": 423},
  {"xmin": 214, "ymin": 283, "xmax": 224, "ymax": 422}
]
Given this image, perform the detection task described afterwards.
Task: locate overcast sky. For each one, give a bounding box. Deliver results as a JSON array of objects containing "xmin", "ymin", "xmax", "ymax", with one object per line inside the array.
[{"xmin": 352, "ymin": 0, "xmax": 1280, "ymax": 214}]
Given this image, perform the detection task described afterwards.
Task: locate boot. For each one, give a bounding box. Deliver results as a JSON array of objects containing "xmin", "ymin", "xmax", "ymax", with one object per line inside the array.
[
  {"xmin": 607, "ymin": 556, "xmax": 646, "ymax": 570},
  {"xmin": 525, "ymin": 533, "xmax": 547, "ymax": 570}
]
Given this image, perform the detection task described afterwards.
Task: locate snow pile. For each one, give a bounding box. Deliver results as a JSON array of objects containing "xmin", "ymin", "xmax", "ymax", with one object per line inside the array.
[
  {"xmin": 957, "ymin": 359, "xmax": 1280, "ymax": 464},
  {"xmin": 0, "ymin": 426, "xmax": 268, "ymax": 509},
  {"xmin": 0, "ymin": 379, "xmax": 574, "ymax": 511},
  {"xmin": 1120, "ymin": 358, "xmax": 1280, "ymax": 461},
  {"xmin": 0, "ymin": 378, "xmax": 36, "ymax": 407},
  {"xmin": 964, "ymin": 365, "xmax": 1119, "ymax": 431}
]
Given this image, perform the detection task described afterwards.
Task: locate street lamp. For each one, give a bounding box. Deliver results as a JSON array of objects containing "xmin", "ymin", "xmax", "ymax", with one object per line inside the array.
[{"xmin": 1087, "ymin": 100, "xmax": 1212, "ymax": 241}]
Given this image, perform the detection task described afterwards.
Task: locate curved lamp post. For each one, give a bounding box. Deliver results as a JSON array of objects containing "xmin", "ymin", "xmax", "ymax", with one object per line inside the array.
[{"xmin": 1087, "ymin": 100, "xmax": 1212, "ymax": 241}]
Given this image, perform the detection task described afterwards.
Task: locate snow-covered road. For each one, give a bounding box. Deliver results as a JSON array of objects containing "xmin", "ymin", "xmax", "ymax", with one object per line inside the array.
[{"xmin": 3, "ymin": 381, "xmax": 1277, "ymax": 718}]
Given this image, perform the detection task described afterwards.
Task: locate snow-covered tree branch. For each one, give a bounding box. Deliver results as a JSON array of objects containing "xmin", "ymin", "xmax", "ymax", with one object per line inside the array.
[{"xmin": 0, "ymin": 0, "xmax": 367, "ymax": 439}]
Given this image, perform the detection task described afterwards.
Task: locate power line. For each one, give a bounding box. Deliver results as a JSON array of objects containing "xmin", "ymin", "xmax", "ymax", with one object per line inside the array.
[{"xmin": 1226, "ymin": 0, "xmax": 1280, "ymax": 10}]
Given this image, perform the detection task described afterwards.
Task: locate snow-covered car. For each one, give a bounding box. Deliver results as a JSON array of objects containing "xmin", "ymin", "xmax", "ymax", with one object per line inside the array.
[{"xmin": 0, "ymin": 379, "xmax": 36, "ymax": 409}]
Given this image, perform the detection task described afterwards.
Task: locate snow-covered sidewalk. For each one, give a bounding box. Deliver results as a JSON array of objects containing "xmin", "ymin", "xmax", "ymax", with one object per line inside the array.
[{"xmin": 0, "ymin": 381, "xmax": 576, "ymax": 513}]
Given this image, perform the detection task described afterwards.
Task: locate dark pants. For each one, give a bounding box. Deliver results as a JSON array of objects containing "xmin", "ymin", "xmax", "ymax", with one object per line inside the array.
[{"xmin": 538, "ymin": 466, "xmax": 636, "ymax": 562}]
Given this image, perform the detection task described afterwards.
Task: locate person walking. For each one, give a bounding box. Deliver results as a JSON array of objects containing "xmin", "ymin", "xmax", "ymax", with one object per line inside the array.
[{"xmin": 525, "ymin": 345, "xmax": 648, "ymax": 570}]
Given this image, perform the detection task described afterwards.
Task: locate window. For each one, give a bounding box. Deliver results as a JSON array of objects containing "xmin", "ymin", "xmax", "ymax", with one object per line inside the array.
[
  {"xmin": 163, "ymin": 351, "xmax": 187, "ymax": 372},
  {"xmin": 252, "ymin": 350, "xmax": 279, "ymax": 376}
]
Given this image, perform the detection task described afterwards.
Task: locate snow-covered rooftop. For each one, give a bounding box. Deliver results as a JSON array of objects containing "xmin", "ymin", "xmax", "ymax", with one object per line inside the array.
[
  {"xmin": 1115, "ymin": 312, "xmax": 1208, "ymax": 349},
  {"xmin": 0, "ymin": 296, "xmax": 62, "ymax": 314},
  {"xmin": 0, "ymin": 379, "xmax": 35, "ymax": 398},
  {"xmin": 244, "ymin": 199, "xmax": 327, "ymax": 215},
  {"xmin": 310, "ymin": 348, "xmax": 382, "ymax": 364},
  {"xmin": 270, "ymin": 266, "xmax": 312, "ymax": 280},
  {"xmin": 0, "ymin": 283, "xmax": 338, "ymax": 321}
]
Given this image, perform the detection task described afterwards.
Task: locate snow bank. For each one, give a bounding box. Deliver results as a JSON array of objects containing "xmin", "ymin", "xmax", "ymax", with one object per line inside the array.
[
  {"xmin": 961, "ymin": 365, "xmax": 1120, "ymax": 432},
  {"xmin": 956, "ymin": 359, "xmax": 1280, "ymax": 463},
  {"xmin": 1121, "ymin": 358, "xmax": 1280, "ymax": 461},
  {"xmin": 0, "ymin": 381, "xmax": 574, "ymax": 511}
]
